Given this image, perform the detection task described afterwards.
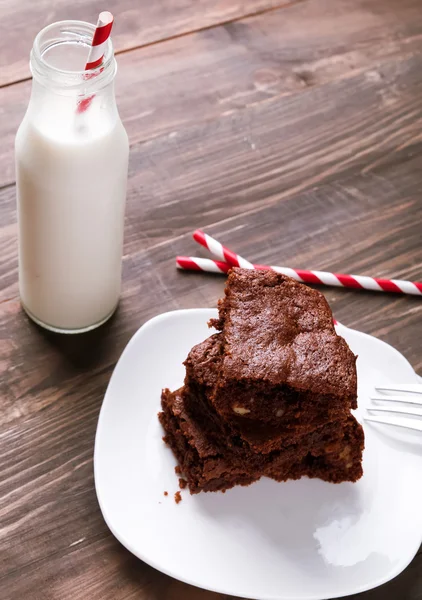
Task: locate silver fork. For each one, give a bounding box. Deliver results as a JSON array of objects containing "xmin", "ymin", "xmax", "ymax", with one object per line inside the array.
[{"xmin": 364, "ymin": 384, "xmax": 422, "ymax": 433}]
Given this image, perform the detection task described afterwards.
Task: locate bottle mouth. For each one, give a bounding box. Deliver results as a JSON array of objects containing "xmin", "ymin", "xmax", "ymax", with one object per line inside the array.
[{"xmin": 31, "ymin": 20, "xmax": 116, "ymax": 93}]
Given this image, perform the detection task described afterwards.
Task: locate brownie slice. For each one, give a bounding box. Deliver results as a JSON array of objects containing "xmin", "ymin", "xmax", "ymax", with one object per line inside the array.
[
  {"xmin": 208, "ymin": 269, "xmax": 357, "ymax": 426},
  {"xmin": 184, "ymin": 333, "xmax": 352, "ymax": 453},
  {"xmin": 266, "ymin": 418, "xmax": 364, "ymax": 484},
  {"xmin": 159, "ymin": 388, "xmax": 259, "ymax": 493},
  {"xmin": 159, "ymin": 388, "xmax": 364, "ymax": 494}
]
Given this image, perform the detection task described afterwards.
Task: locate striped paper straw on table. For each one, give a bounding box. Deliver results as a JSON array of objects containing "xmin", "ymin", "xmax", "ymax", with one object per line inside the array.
[
  {"xmin": 177, "ymin": 256, "xmax": 231, "ymax": 274},
  {"xmin": 77, "ymin": 12, "xmax": 114, "ymax": 113},
  {"xmin": 193, "ymin": 229, "xmax": 254, "ymax": 269},
  {"xmin": 176, "ymin": 230, "xmax": 422, "ymax": 296}
]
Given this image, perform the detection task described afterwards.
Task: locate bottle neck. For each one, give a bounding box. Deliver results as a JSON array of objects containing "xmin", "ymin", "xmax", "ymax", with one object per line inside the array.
[
  {"xmin": 29, "ymin": 74, "xmax": 117, "ymax": 99},
  {"xmin": 30, "ymin": 20, "xmax": 116, "ymax": 98},
  {"xmin": 25, "ymin": 20, "xmax": 119, "ymax": 137}
]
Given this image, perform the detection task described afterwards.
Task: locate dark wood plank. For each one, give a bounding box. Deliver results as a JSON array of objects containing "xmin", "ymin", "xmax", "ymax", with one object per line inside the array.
[
  {"xmin": 2, "ymin": 40, "xmax": 422, "ymax": 413},
  {"xmin": 2, "ymin": 1, "xmax": 422, "ymax": 598},
  {"xmin": 0, "ymin": 0, "xmax": 286, "ymax": 87},
  {"xmin": 2, "ymin": 138, "xmax": 421, "ymax": 418},
  {"xmin": 1, "ymin": 0, "xmax": 422, "ymax": 187},
  {"xmin": 1, "ymin": 46, "xmax": 422, "ymax": 259},
  {"xmin": 1, "ymin": 127, "xmax": 421, "ymax": 599}
]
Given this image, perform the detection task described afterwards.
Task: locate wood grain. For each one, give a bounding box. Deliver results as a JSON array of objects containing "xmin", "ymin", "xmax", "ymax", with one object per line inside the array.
[
  {"xmin": 1, "ymin": 156, "xmax": 422, "ymax": 599},
  {"xmin": 0, "ymin": 0, "xmax": 287, "ymax": 87},
  {"xmin": 2, "ymin": 143, "xmax": 422, "ymax": 421},
  {"xmin": 2, "ymin": 0, "xmax": 422, "ymax": 187},
  {"xmin": 2, "ymin": 47, "xmax": 422, "ymax": 263},
  {"xmin": 1, "ymin": 0, "xmax": 422, "ymax": 598}
]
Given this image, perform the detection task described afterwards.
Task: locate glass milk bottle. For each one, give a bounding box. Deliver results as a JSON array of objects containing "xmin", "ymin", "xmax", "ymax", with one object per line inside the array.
[{"xmin": 15, "ymin": 21, "xmax": 129, "ymax": 333}]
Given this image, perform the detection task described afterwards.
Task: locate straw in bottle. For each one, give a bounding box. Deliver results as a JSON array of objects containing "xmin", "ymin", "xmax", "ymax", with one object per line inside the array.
[{"xmin": 77, "ymin": 11, "xmax": 114, "ymax": 113}]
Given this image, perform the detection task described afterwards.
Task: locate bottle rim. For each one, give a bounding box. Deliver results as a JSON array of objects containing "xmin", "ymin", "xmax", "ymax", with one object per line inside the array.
[{"xmin": 30, "ymin": 20, "xmax": 116, "ymax": 94}]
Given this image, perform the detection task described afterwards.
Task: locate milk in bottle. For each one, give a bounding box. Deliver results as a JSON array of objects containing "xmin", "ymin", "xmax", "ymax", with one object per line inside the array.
[{"xmin": 15, "ymin": 21, "xmax": 129, "ymax": 333}]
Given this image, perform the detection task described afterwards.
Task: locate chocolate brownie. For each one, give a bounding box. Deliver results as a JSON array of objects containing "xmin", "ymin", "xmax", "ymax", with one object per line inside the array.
[
  {"xmin": 159, "ymin": 388, "xmax": 259, "ymax": 493},
  {"xmin": 159, "ymin": 388, "xmax": 364, "ymax": 494},
  {"xmin": 184, "ymin": 333, "xmax": 352, "ymax": 453},
  {"xmin": 208, "ymin": 269, "xmax": 357, "ymax": 425},
  {"xmin": 158, "ymin": 269, "xmax": 364, "ymax": 494}
]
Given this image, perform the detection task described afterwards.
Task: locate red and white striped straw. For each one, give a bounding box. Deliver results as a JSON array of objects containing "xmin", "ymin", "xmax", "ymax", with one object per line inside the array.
[
  {"xmin": 77, "ymin": 12, "xmax": 114, "ymax": 113},
  {"xmin": 179, "ymin": 230, "xmax": 422, "ymax": 296},
  {"xmin": 85, "ymin": 11, "xmax": 114, "ymax": 70},
  {"xmin": 177, "ymin": 256, "xmax": 231, "ymax": 274},
  {"xmin": 193, "ymin": 230, "xmax": 254, "ymax": 269}
]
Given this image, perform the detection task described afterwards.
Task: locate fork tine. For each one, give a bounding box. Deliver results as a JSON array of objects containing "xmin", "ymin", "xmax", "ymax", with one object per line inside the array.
[
  {"xmin": 370, "ymin": 395, "xmax": 422, "ymax": 405},
  {"xmin": 375, "ymin": 384, "xmax": 422, "ymax": 395},
  {"xmin": 367, "ymin": 406, "xmax": 422, "ymax": 417},
  {"xmin": 364, "ymin": 416, "xmax": 422, "ymax": 433}
]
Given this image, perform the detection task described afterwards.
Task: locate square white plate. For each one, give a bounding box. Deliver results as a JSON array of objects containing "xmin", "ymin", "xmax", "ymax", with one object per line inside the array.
[{"xmin": 94, "ymin": 309, "xmax": 422, "ymax": 600}]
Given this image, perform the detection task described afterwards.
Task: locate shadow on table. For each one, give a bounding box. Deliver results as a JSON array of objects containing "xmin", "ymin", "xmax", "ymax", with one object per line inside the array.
[{"xmin": 24, "ymin": 304, "xmax": 121, "ymax": 368}]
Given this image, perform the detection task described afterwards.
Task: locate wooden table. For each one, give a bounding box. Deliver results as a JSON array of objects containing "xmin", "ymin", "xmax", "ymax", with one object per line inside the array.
[{"xmin": 1, "ymin": 1, "xmax": 421, "ymax": 598}]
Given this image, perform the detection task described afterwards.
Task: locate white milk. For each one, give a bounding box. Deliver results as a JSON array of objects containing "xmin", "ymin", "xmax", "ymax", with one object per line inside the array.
[{"xmin": 15, "ymin": 21, "xmax": 129, "ymax": 333}]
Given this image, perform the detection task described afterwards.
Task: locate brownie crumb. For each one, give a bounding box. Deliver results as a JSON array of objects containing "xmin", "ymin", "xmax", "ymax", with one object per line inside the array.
[
  {"xmin": 163, "ymin": 491, "xmax": 168, "ymax": 497},
  {"xmin": 179, "ymin": 478, "xmax": 187, "ymax": 489},
  {"xmin": 175, "ymin": 465, "xmax": 181, "ymax": 475},
  {"xmin": 175, "ymin": 491, "xmax": 182, "ymax": 504}
]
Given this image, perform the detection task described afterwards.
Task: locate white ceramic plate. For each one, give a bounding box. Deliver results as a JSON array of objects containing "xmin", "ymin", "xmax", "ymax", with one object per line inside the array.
[{"xmin": 94, "ymin": 309, "xmax": 422, "ymax": 600}]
